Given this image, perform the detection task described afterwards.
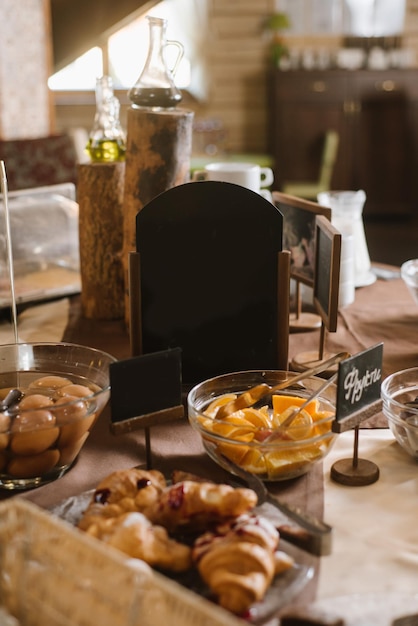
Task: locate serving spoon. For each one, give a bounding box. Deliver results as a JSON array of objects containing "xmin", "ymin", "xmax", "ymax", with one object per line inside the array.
[
  {"xmin": 0, "ymin": 388, "xmax": 23, "ymax": 413},
  {"xmin": 215, "ymin": 351, "xmax": 350, "ymax": 420}
]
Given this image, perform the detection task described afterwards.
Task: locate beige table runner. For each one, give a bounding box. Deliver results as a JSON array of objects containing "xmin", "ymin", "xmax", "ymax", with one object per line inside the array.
[
  {"xmin": 337, "ymin": 279, "xmax": 418, "ymax": 378},
  {"xmin": 290, "ymin": 277, "xmax": 418, "ymax": 381},
  {"xmin": 0, "ymin": 298, "xmax": 70, "ymax": 345}
]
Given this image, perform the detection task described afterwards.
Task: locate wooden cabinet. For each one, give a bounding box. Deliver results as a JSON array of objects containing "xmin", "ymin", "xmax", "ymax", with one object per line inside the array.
[{"xmin": 269, "ymin": 69, "xmax": 418, "ymax": 216}]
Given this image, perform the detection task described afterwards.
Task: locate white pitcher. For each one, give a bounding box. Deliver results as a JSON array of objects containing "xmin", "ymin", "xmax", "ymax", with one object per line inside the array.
[{"xmin": 318, "ymin": 190, "xmax": 375, "ymax": 288}]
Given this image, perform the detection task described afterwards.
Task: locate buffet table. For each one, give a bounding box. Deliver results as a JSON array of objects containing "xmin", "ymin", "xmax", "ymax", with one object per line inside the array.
[{"xmin": 0, "ymin": 269, "xmax": 417, "ymax": 623}]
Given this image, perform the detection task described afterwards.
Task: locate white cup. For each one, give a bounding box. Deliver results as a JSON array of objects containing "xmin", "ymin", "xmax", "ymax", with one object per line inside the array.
[{"xmin": 192, "ymin": 162, "xmax": 274, "ymax": 201}]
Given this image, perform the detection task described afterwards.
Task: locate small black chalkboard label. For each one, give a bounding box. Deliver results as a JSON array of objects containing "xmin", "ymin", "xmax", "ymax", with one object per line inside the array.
[
  {"xmin": 109, "ymin": 347, "xmax": 182, "ymax": 423},
  {"xmin": 336, "ymin": 343, "xmax": 383, "ymax": 422}
]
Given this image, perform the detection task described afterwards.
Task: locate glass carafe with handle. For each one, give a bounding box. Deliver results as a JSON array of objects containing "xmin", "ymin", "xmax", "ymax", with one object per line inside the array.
[{"xmin": 128, "ymin": 15, "xmax": 184, "ymax": 109}]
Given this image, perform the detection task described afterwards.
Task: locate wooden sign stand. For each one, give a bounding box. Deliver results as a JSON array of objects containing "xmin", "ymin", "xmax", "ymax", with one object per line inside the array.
[
  {"xmin": 330, "ymin": 344, "xmax": 383, "ymax": 486},
  {"xmin": 110, "ymin": 405, "xmax": 184, "ymax": 470},
  {"xmin": 271, "ymin": 192, "xmax": 330, "ymax": 334},
  {"xmin": 291, "ymin": 321, "xmax": 342, "ymax": 377},
  {"xmin": 289, "ymin": 278, "xmax": 322, "ymax": 332},
  {"xmin": 291, "ymin": 216, "xmax": 344, "ymax": 375},
  {"xmin": 330, "ymin": 403, "xmax": 382, "ymax": 486}
]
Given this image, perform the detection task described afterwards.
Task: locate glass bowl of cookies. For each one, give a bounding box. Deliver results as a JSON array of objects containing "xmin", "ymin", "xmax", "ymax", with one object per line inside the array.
[
  {"xmin": 0, "ymin": 342, "xmax": 116, "ymax": 490},
  {"xmin": 188, "ymin": 370, "xmax": 337, "ymax": 481}
]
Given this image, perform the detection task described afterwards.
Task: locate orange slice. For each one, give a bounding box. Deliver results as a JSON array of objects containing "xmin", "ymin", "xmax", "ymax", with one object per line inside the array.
[
  {"xmin": 239, "ymin": 448, "xmax": 267, "ymax": 475},
  {"xmin": 218, "ymin": 442, "xmax": 250, "ymax": 465},
  {"xmin": 265, "ymin": 445, "xmax": 322, "ymax": 478},
  {"xmin": 198, "ymin": 416, "xmax": 216, "ymax": 431},
  {"xmin": 199, "ymin": 415, "xmax": 254, "ymax": 441},
  {"xmin": 212, "ymin": 414, "xmax": 255, "ymax": 438},
  {"xmin": 222, "ymin": 414, "xmax": 256, "ymax": 428},
  {"xmin": 282, "ymin": 408, "xmax": 314, "ymax": 440},
  {"xmin": 211, "ymin": 422, "xmax": 255, "ymax": 442},
  {"xmin": 272, "ymin": 393, "xmax": 319, "ymax": 418},
  {"xmin": 203, "ymin": 393, "xmax": 237, "ymax": 418},
  {"xmin": 313, "ymin": 410, "xmax": 334, "ymax": 436},
  {"xmin": 235, "ymin": 406, "xmax": 271, "ymax": 429},
  {"xmin": 272, "ymin": 404, "xmax": 297, "ymax": 429}
]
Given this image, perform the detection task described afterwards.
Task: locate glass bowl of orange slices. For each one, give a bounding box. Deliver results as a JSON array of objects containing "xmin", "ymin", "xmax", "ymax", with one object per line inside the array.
[{"xmin": 188, "ymin": 370, "xmax": 337, "ymax": 481}]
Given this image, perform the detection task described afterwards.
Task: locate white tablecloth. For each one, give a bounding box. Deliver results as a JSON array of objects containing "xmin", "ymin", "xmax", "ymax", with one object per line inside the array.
[{"xmin": 319, "ymin": 428, "xmax": 418, "ymax": 598}]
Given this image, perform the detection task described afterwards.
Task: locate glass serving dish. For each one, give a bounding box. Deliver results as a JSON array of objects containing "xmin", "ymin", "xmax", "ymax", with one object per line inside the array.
[
  {"xmin": 188, "ymin": 370, "xmax": 337, "ymax": 481},
  {"xmin": 381, "ymin": 366, "xmax": 418, "ymax": 459},
  {"xmin": 401, "ymin": 258, "xmax": 418, "ymax": 305},
  {"xmin": 0, "ymin": 342, "xmax": 116, "ymax": 490}
]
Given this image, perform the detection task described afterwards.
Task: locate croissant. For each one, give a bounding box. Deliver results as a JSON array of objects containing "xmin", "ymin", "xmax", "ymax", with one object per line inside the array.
[
  {"xmin": 77, "ymin": 468, "xmax": 294, "ymax": 614},
  {"xmin": 78, "ymin": 468, "xmax": 167, "ymax": 533},
  {"xmin": 99, "ymin": 511, "xmax": 192, "ymax": 572},
  {"xmin": 197, "ymin": 541, "xmax": 274, "ymax": 614},
  {"xmin": 192, "ymin": 513, "xmax": 292, "ymax": 615},
  {"xmin": 92, "ymin": 467, "xmax": 167, "ymax": 507},
  {"xmin": 144, "ymin": 480, "xmax": 258, "ymax": 532}
]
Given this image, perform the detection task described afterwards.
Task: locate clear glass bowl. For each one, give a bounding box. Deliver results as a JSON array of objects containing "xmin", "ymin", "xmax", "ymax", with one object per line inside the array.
[
  {"xmin": 381, "ymin": 367, "xmax": 418, "ymax": 460},
  {"xmin": 188, "ymin": 370, "xmax": 337, "ymax": 481},
  {"xmin": 0, "ymin": 342, "xmax": 116, "ymax": 490},
  {"xmin": 401, "ymin": 259, "xmax": 418, "ymax": 305}
]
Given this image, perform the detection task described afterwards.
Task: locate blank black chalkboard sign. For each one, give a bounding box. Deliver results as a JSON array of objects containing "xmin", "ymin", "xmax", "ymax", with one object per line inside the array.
[
  {"xmin": 109, "ymin": 348, "xmax": 183, "ymax": 431},
  {"xmin": 313, "ymin": 215, "xmax": 341, "ymax": 332},
  {"xmin": 131, "ymin": 181, "xmax": 290, "ymax": 384}
]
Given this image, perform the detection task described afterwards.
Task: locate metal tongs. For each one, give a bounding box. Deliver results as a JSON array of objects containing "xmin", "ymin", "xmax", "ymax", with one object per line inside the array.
[
  {"xmin": 221, "ymin": 454, "xmax": 332, "ymax": 557},
  {"xmin": 264, "ymin": 372, "xmax": 338, "ymax": 442},
  {"xmin": 215, "ymin": 351, "xmax": 349, "ymax": 421}
]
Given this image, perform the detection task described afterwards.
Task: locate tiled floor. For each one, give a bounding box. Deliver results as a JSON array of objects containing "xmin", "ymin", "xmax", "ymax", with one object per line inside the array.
[{"xmin": 364, "ymin": 214, "xmax": 418, "ymax": 267}]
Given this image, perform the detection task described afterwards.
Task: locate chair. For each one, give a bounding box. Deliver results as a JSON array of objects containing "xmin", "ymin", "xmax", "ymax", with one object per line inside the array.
[
  {"xmin": 129, "ymin": 181, "xmax": 291, "ymax": 384},
  {"xmin": 282, "ymin": 130, "xmax": 339, "ymax": 200}
]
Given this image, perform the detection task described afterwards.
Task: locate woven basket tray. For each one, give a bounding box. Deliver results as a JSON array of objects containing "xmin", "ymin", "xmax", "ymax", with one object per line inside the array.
[{"xmin": 0, "ymin": 499, "xmax": 244, "ymax": 626}]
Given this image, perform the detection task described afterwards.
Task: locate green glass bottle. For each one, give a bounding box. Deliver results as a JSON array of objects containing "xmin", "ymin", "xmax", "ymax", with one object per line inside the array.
[{"xmin": 86, "ymin": 76, "xmax": 126, "ymax": 163}]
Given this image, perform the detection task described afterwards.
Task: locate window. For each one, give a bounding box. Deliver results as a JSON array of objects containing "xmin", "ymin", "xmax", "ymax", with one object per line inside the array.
[
  {"xmin": 48, "ymin": 0, "xmax": 200, "ymax": 94},
  {"xmin": 344, "ymin": 0, "xmax": 405, "ymax": 36},
  {"xmin": 48, "ymin": 47, "xmax": 103, "ymax": 91}
]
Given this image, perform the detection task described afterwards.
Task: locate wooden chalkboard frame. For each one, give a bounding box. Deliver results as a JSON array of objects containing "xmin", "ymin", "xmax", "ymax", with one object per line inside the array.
[
  {"xmin": 313, "ymin": 215, "xmax": 341, "ymax": 332},
  {"xmin": 130, "ymin": 181, "xmax": 290, "ymax": 384},
  {"xmin": 272, "ymin": 191, "xmax": 332, "ymax": 287}
]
